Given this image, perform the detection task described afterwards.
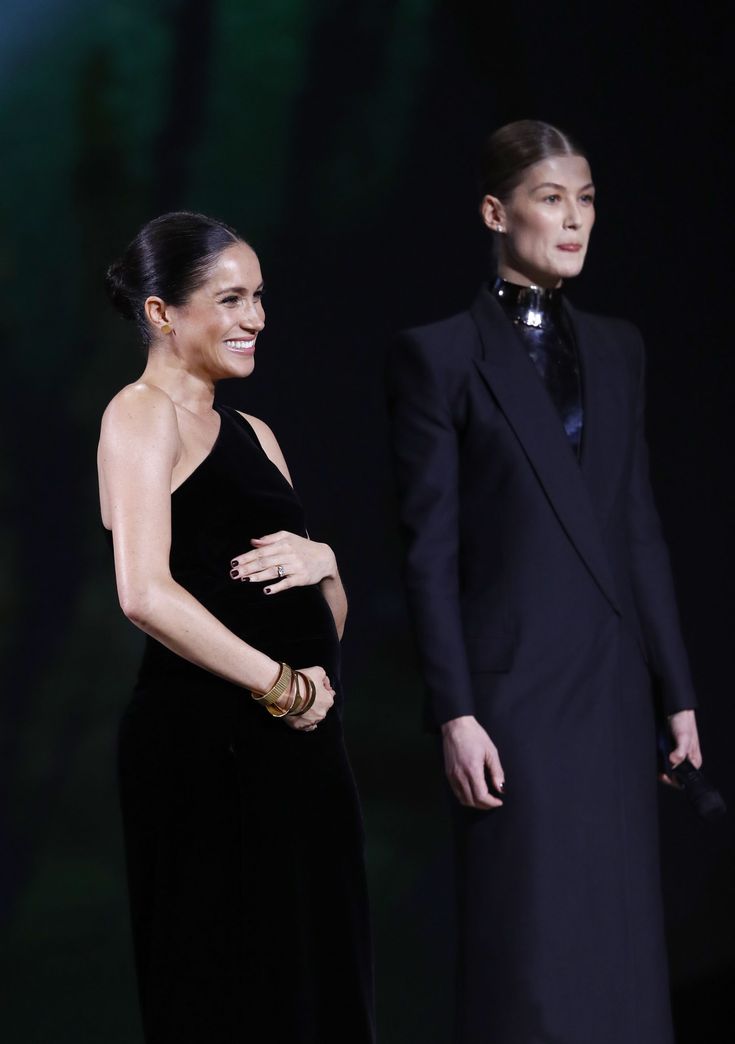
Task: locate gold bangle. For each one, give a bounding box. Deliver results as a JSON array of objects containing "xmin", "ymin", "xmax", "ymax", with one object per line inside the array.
[
  {"xmin": 266, "ymin": 676, "xmax": 299, "ymax": 718},
  {"xmin": 265, "ymin": 700, "xmax": 290, "ymax": 717},
  {"xmin": 287, "ymin": 670, "xmax": 307, "ymax": 717},
  {"xmin": 286, "ymin": 671, "xmax": 306, "ymax": 717},
  {"xmin": 251, "ymin": 663, "xmax": 292, "ymax": 707},
  {"xmin": 303, "ymin": 676, "xmax": 317, "ymax": 714},
  {"xmin": 290, "ymin": 672, "xmax": 317, "ymax": 717}
]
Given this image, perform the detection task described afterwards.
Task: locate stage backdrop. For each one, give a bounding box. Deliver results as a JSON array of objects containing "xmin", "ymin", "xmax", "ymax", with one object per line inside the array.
[{"xmin": 1, "ymin": 2, "xmax": 732, "ymax": 1041}]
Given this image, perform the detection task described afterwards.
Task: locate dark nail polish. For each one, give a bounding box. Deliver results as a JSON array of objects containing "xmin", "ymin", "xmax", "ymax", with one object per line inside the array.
[
  {"xmin": 230, "ymin": 569, "xmax": 238, "ymax": 578},
  {"xmin": 241, "ymin": 576, "xmax": 250, "ymax": 582},
  {"xmin": 230, "ymin": 559, "xmax": 238, "ymax": 567},
  {"xmin": 498, "ymin": 781, "xmax": 505, "ymax": 793},
  {"xmin": 264, "ymin": 587, "xmax": 271, "ymax": 594}
]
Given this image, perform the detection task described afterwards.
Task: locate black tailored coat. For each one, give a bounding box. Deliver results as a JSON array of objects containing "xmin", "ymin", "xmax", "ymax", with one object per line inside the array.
[{"xmin": 386, "ymin": 286, "xmax": 697, "ymax": 1044}]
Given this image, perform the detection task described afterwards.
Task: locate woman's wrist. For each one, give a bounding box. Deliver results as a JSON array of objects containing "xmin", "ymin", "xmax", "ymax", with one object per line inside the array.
[
  {"xmin": 319, "ymin": 543, "xmax": 338, "ymax": 582},
  {"xmin": 250, "ymin": 657, "xmax": 282, "ymax": 697},
  {"xmin": 668, "ymin": 708, "xmax": 696, "ymax": 722},
  {"xmin": 249, "ymin": 663, "xmax": 304, "ymax": 717}
]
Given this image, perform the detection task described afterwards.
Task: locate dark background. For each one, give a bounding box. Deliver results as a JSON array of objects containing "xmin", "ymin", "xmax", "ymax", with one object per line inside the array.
[{"xmin": 1, "ymin": 1, "xmax": 732, "ymax": 1041}]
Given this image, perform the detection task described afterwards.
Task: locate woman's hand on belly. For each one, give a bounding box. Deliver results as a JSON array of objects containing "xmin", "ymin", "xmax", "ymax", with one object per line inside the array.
[
  {"xmin": 230, "ymin": 531, "xmax": 336, "ymax": 592},
  {"xmin": 441, "ymin": 716, "xmax": 505, "ymax": 810},
  {"xmin": 283, "ymin": 665, "xmax": 336, "ymax": 732}
]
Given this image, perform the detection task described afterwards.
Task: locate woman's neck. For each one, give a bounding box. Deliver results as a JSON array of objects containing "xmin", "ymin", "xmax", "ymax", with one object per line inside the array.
[
  {"xmin": 140, "ymin": 349, "xmax": 216, "ymax": 414},
  {"xmin": 497, "ymin": 262, "xmax": 562, "ymax": 291}
]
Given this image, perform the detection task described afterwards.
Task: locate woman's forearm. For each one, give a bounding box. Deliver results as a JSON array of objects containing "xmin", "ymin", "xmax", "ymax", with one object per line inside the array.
[{"xmin": 120, "ymin": 576, "xmax": 280, "ymax": 694}]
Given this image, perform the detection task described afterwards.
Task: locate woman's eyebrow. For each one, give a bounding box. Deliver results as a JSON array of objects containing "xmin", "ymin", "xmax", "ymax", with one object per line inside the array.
[
  {"xmin": 530, "ymin": 181, "xmax": 595, "ymax": 192},
  {"xmin": 215, "ymin": 283, "xmax": 265, "ymax": 294}
]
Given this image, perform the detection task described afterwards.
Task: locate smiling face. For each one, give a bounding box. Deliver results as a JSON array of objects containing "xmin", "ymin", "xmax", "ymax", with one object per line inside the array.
[
  {"xmin": 482, "ymin": 154, "xmax": 596, "ymax": 289},
  {"xmin": 152, "ymin": 241, "xmax": 265, "ymax": 381}
]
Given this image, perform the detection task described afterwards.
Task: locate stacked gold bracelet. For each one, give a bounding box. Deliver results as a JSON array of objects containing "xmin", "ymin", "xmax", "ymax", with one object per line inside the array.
[
  {"xmin": 251, "ymin": 663, "xmax": 318, "ymax": 719},
  {"xmin": 290, "ymin": 671, "xmax": 317, "ymax": 717},
  {"xmin": 251, "ymin": 662, "xmax": 293, "ymax": 709}
]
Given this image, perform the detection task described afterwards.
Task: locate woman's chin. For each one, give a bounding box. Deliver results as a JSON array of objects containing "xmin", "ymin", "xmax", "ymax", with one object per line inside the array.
[
  {"xmin": 553, "ymin": 256, "xmax": 586, "ymax": 282},
  {"xmin": 221, "ymin": 355, "xmax": 255, "ymax": 379}
]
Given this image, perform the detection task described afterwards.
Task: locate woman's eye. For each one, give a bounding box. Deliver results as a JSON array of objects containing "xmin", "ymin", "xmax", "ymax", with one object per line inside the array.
[
  {"xmin": 543, "ymin": 194, "xmax": 560, "ymax": 204},
  {"xmin": 580, "ymin": 194, "xmax": 595, "ymax": 205},
  {"xmin": 220, "ymin": 295, "xmax": 239, "ymax": 305}
]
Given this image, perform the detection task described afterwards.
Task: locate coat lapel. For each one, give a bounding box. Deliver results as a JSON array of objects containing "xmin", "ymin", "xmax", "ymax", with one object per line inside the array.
[
  {"xmin": 470, "ymin": 287, "xmax": 621, "ymax": 614},
  {"xmin": 565, "ymin": 300, "xmax": 630, "ymax": 523}
]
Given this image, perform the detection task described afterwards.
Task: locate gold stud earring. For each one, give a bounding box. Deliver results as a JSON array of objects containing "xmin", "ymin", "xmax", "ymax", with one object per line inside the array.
[{"xmin": 161, "ymin": 322, "xmax": 173, "ymax": 335}]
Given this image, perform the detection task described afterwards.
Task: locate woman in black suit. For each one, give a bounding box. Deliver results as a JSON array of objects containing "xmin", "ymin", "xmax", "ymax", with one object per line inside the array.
[{"xmin": 387, "ymin": 121, "xmax": 701, "ymax": 1044}]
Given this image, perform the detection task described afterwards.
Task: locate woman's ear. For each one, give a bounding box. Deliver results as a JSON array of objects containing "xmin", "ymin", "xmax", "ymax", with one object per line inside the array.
[
  {"xmin": 144, "ymin": 296, "xmax": 173, "ymax": 337},
  {"xmin": 480, "ymin": 194, "xmax": 507, "ymax": 234}
]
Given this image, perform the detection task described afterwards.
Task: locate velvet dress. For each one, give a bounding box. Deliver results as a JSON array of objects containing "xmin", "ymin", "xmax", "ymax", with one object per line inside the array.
[{"xmin": 114, "ymin": 404, "xmax": 374, "ymax": 1044}]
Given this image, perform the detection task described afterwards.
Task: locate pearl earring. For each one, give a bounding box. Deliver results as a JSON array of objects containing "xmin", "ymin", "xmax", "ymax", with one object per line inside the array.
[{"xmin": 496, "ymin": 225, "xmax": 505, "ymax": 233}]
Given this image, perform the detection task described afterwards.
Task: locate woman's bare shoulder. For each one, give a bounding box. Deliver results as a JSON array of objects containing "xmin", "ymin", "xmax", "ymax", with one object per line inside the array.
[
  {"xmin": 236, "ymin": 411, "xmax": 275, "ymax": 444},
  {"xmin": 235, "ymin": 411, "xmax": 292, "ymax": 484},
  {"xmin": 101, "ymin": 382, "xmax": 179, "ymax": 442}
]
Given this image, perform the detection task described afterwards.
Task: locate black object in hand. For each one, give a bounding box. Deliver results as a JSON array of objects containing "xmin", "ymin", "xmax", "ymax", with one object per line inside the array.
[{"xmin": 669, "ymin": 758, "xmax": 727, "ymax": 823}]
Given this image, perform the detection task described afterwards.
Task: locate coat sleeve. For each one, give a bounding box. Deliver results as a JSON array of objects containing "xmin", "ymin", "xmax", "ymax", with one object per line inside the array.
[
  {"xmin": 626, "ymin": 327, "xmax": 698, "ymax": 714},
  {"xmin": 385, "ymin": 331, "xmax": 474, "ymax": 726}
]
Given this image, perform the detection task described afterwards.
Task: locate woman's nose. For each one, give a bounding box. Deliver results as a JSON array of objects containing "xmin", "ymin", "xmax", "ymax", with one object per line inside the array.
[
  {"xmin": 563, "ymin": 205, "xmax": 581, "ymax": 229},
  {"xmin": 241, "ymin": 307, "xmax": 265, "ymax": 331}
]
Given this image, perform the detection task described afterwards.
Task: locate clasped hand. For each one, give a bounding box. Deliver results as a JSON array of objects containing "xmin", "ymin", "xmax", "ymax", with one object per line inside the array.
[
  {"xmin": 230, "ymin": 531, "xmax": 335, "ymax": 593},
  {"xmin": 283, "ymin": 665, "xmax": 335, "ymax": 732}
]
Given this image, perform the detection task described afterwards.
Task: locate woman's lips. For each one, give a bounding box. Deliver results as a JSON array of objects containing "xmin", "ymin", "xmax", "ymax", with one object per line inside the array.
[
  {"xmin": 557, "ymin": 244, "xmax": 583, "ymax": 252},
  {"xmin": 224, "ymin": 338, "xmax": 256, "ymax": 354}
]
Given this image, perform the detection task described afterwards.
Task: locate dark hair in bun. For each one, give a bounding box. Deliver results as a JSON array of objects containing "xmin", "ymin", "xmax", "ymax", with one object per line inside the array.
[
  {"xmin": 479, "ymin": 120, "xmax": 587, "ymax": 202},
  {"xmin": 105, "ymin": 211, "xmax": 244, "ymax": 345}
]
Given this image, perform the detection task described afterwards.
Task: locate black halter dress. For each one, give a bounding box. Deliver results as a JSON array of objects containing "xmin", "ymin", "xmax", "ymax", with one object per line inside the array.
[{"xmin": 114, "ymin": 405, "xmax": 374, "ymax": 1044}]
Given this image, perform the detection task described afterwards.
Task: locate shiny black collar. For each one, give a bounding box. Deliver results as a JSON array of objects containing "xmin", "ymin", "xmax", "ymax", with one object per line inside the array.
[{"xmin": 490, "ymin": 276, "xmax": 563, "ymax": 329}]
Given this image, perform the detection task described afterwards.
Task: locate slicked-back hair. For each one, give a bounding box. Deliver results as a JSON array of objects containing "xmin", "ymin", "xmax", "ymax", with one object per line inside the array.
[
  {"xmin": 479, "ymin": 120, "xmax": 587, "ymax": 202},
  {"xmin": 105, "ymin": 211, "xmax": 244, "ymax": 346}
]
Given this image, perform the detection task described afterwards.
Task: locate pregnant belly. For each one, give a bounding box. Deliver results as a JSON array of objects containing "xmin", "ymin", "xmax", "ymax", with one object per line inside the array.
[{"xmin": 212, "ymin": 581, "xmax": 338, "ymax": 649}]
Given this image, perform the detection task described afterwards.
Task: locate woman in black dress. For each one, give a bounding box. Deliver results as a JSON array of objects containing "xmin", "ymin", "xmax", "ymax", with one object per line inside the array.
[
  {"xmin": 97, "ymin": 212, "xmax": 374, "ymax": 1043},
  {"xmin": 387, "ymin": 121, "xmax": 702, "ymax": 1042}
]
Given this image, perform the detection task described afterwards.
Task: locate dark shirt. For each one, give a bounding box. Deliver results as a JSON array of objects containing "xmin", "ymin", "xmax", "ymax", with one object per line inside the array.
[{"xmin": 491, "ymin": 276, "xmax": 584, "ymax": 457}]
